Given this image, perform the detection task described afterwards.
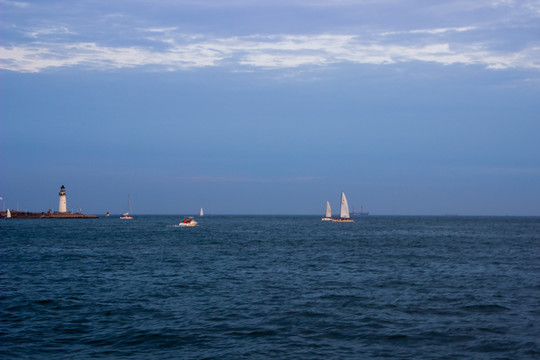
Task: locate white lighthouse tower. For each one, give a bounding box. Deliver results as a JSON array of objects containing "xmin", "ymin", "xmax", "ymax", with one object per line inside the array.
[{"xmin": 58, "ymin": 185, "xmax": 67, "ymax": 213}]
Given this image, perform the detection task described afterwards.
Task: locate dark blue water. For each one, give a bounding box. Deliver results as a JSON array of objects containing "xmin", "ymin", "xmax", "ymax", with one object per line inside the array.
[{"xmin": 1, "ymin": 216, "xmax": 539, "ymax": 359}]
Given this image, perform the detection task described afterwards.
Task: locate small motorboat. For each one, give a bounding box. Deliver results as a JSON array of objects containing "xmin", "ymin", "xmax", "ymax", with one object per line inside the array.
[{"xmin": 179, "ymin": 217, "xmax": 198, "ymax": 227}]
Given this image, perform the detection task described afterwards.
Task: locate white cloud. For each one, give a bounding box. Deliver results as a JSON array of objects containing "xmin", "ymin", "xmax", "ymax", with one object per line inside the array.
[
  {"xmin": 144, "ymin": 27, "xmax": 179, "ymax": 33},
  {"xmin": 382, "ymin": 27, "xmax": 477, "ymax": 36},
  {"xmin": 0, "ymin": 0, "xmax": 29, "ymax": 8},
  {"xmin": 1, "ymin": 33, "xmax": 539, "ymax": 73},
  {"xmin": 26, "ymin": 26, "xmax": 76, "ymax": 38}
]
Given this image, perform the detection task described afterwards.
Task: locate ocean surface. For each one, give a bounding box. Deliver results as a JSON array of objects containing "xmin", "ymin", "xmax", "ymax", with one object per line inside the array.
[{"xmin": 1, "ymin": 216, "xmax": 539, "ymax": 359}]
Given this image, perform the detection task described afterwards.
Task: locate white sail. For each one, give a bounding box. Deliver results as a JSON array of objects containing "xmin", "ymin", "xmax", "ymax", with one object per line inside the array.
[
  {"xmin": 325, "ymin": 201, "xmax": 331, "ymax": 218},
  {"xmin": 6, "ymin": 209, "xmax": 11, "ymax": 218},
  {"xmin": 199, "ymin": 208, "xmax": 204, "ymax": 217},
  {"xmin": 339, "ymin": 192, "xmax": 350, "ymax": 219}
]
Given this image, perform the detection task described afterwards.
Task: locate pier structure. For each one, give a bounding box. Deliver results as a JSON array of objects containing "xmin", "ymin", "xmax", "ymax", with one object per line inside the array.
[{"xmin": 0, "ymin": 185, "xmax": 98, "ymax": 219}]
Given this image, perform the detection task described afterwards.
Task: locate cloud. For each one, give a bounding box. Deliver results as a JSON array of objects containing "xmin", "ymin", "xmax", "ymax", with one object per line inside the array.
[
  {"xmin": 25, "ymin": 26, "xmax": 76, "ymax": 38},
  {"xmin": 1, "ymin": 0, "xmax": 539, "ymax": 73},
  {"xmin": 1, "ymin": 32, "xmax": 539, "ymax": 73},
  {"xmin": 382, "ymin": 26, "xmax": 477, "ymax": 36},
  {"xmin": 0, "ymin": 0, "xmax": 29, "ymax": 8}
]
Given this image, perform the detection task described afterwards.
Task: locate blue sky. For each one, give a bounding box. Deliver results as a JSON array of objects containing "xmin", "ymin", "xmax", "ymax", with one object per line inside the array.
[{"xmin": 1, "ymin": 0, "xmax": 539, "ymax": 215}]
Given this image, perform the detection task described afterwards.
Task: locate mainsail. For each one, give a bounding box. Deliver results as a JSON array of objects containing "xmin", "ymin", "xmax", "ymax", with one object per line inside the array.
[
  {"xmin": 325, "ymin": 201, "xmax": 331, "ymax": 218},
  {"xmin": 339, "ymin": 192, "xmax": 350, "ymax": 219}
]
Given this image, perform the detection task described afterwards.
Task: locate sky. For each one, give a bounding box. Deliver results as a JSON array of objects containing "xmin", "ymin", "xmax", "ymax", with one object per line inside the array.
[{"xmin": 1, "ymin": 0, "xmax": 539, "ymax": 216}]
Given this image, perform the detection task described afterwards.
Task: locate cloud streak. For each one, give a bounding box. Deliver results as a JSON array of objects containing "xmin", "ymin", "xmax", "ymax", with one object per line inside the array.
[
  {"xmin": 174, "ymin": 175, "xmax": 318, "ymax": 183},
  {"xmin": 2, "ymin": 32, "xmax": 539, "ymax": 73}
]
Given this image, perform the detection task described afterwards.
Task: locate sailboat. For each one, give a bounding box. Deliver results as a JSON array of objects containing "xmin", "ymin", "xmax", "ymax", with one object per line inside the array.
[
  {"xmin": 332, "ymin": 192, "xmax": 354, "ymax": 223},
  {"xmin": 199, "ymin": 208, "xmax": 204, "ymax": 217},
  {"xmin": 120, "ymin": 195, "xmax": 133, "ymax": 219},
  {"xmin": 322, "ymin": 201, "xmax": 332, "ymax": 221},
  {"xmin": 6, "ymin": 209, "xmax": 11, "ymax": 218}
]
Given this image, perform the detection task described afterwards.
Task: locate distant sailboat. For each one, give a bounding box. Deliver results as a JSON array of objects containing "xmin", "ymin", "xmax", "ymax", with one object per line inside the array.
[
  {"xmin": 6, "ymin": 209, "xmax": 11, "ymax": 218},
  {"xmin": 199, "ymin": 208, "xmax": 204, "ymax": 217},
  {"xmin": 333, "ymin": 192, "xmax": 354, "ymax": 223},
  {"xmin": 120, "ymin": 195, "xmax": 133, "ymax": 220},
  {"xmin": 322, "ymin": 201, "xmax": 332, "ymax": 221}
]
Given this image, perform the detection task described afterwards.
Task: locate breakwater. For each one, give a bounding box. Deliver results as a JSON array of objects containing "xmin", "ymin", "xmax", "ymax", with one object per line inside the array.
[{"xmin": 0, "ymin": 210, "xmax": 98, "ymax": 219}]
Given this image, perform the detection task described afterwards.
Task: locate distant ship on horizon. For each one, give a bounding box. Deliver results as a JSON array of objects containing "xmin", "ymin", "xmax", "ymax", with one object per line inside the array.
[{"xmin": 351, "ymin": 206, "xmax": 369, "ymax": 216}]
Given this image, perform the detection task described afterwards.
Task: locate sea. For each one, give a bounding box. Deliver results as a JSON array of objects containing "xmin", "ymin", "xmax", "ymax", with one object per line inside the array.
[{"xmin": 1, "ymin": 215, "xmax": 539, "ymax": 359}]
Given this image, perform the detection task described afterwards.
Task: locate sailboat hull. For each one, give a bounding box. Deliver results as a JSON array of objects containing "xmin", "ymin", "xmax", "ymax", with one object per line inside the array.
[
  {"xmin": 321, "ymin": 217, "xmax": 333, "ymax": 221},
  {"xmin": 332, "ymin": 218, "xmax": 354, "ymax": 223}
]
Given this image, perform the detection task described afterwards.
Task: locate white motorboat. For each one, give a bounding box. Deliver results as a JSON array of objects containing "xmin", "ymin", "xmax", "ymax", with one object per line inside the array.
[{"xmin": 179, "ymin": 217, "xmax": 198, "ymax": 227}]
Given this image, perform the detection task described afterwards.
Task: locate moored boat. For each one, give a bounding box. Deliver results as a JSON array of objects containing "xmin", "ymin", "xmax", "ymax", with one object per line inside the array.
[{"xmin": 120, "ymin": 195, "xmax": 133, "ymax": 219}]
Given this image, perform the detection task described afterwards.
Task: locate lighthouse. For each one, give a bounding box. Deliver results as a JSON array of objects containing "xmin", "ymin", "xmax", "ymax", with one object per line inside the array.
[{"xmin": 58, "ymin": 185, "xmax": 67, "ymax": 213}]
